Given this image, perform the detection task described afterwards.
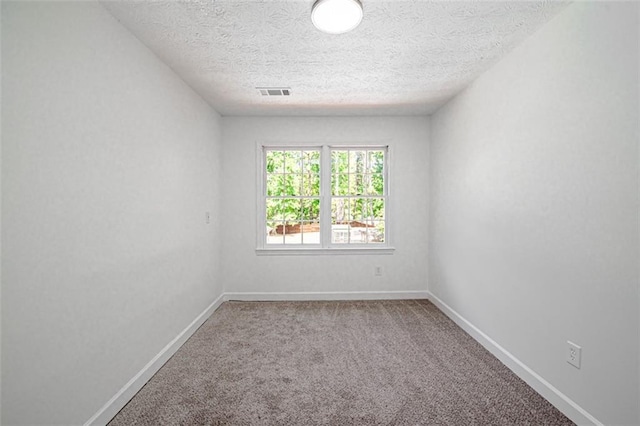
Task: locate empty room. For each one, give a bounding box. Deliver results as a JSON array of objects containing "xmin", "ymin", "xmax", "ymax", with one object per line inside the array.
[{"xmin": 1, "ymin": 0, "xmax": 638, "ymax": 425}]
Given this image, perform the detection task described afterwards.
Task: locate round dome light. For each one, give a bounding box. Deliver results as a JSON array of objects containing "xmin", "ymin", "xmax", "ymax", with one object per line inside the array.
[{"xmin": 311, "ymin": 0, "xmax": 363, "ymax": 35}]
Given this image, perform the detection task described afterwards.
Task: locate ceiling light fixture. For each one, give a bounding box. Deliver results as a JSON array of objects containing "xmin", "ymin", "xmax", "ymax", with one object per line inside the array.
[{"xmin": 311, "ymin": 0, "xmax": 363, "ymax": 35}]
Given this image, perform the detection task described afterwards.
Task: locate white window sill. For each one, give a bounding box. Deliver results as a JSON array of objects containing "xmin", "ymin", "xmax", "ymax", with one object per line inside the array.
[{"xmin": 255, "ymin": 247, "xmax": 395, "ymax": 256}]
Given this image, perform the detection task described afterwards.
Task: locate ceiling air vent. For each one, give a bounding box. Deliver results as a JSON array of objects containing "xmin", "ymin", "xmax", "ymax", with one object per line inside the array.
[{"xmin": 257, "ymin": 87, "xmax": 291, "ymax": 97}]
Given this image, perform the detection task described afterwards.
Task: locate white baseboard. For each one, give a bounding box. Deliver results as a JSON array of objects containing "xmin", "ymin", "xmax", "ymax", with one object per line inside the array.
[
  {"xmin": 224, "ymin": 290, "xmax": 429, "ymax": 302},
  {"xmin": 426, "ymin": 291, "xmax": 603, "ymax": 426},
  {"xmin": 84, "ymin": 293, "xmax": 226, "ymax": 426}
]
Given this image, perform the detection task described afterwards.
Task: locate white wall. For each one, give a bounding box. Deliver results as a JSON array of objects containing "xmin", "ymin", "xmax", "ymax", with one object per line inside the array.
[
  {"xmin": 221, "ymin": 117, "xmax": 429, "ymax": 296},
  {"xmin": 429, "ymin": 2, "xmax": 638, "ymax": 425},
  {"xmin": 1, "ymin": 2, "xmax": 223, "ymax": 424}
]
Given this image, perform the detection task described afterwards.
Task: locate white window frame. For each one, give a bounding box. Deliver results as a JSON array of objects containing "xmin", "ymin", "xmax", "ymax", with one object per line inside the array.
[{"xmin": 256, "ymin": 141, "xmax": 395, "ymax": 256}]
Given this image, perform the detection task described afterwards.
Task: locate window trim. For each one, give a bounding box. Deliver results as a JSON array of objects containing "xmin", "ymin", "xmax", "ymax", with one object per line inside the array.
[{"xmin": 256, "ymin": 141, "xmax": 395, "ymax": 255}]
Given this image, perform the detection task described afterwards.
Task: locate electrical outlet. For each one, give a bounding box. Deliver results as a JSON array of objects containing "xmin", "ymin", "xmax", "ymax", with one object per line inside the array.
[
  {"xmin": 567, "ymin": 341, "xmax": 582, "ymax": 369},
  {"xmin": 374, "ymin": 266, "xmax": 382, "ymax": 276}
]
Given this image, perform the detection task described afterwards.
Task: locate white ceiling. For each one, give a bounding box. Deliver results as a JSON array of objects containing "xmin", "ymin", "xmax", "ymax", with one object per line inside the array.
[{"xmin": 101, "ymin": 0, "xmax": 569, "ymax": 116}]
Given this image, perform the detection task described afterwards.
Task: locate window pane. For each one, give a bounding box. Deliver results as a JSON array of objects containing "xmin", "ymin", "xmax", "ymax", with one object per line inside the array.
[
  {"xmin": 367, "ymin": 150, "xmax": 384, "ymax": 174},
  {"xmin": 349, "ymin": 224, "xmax": 368, "ymax": 244},
  {"xmin": 266, "ymin": 174, "xmax": 285, "ymax": 196},
  {"xmin": 283, "ymin": 173, "xmax": 301, "ymax": 196},
  {"xmin": 331, "ymin": 174, "xmax": 349, "ymax": 196},
  {"xmin": 302, "ymin": 173, "xmax": 320, "ymax": 196},
  {"xmin": 349, "ymin": 151, "xmax": 366, "ymax": 173},
  {"xmin": 368, "ymin": 173, "xmax": 384, "ymax": 195},
  {"xmin": 300, "ymin": 221, "xmax": 320, "ymax": 245},
  {"xmin": 266, "ymin": 151, "xmax": 284, "ymax": 174},
  {"xmin": 283, "ymin": 221, "xmax": 302, "ymax": 244},
  {"xmin": 303, "ymin": 151, "xmax": 320, "ymax": 174},
  {"xmin": 371, "ymin": 198, "xmax": 385, "ymax": 220},
  {"xmin": 281, "ymin": 199, "xmax": 301, "ymax": 221},
  {"xmin": 266, "ymin": 199, "xmax": 283, "ymax": 221},
  {"xmin": 302, "ymin": 198, "xmax": 320, "ymax": 221},
  {"xmin": 349, "ymin": 198, "xmax": 367, "ymax": 223},
  {"xmin": 331, "ymin": 150, "xmax": 348, "ymax": 174},
  {"xmin": 284, "ymin": 151, "xmax": 302, "ymax": 174},
  {"xmin": 370, "ymin": 221, "xmax": 385, "ymax": 243},
  {"xmin": 331, "ymin": 198, "xmax": 349, "ymax": 224},
  {"xmin": 331, "ymin": 223, "xmax": 350, "ymax": 244},
  {"xmin": 349, "ymin": 174, "xmax": 365, "ymax": 196},
  {"xmin": 267, "ymin": 221, "xmax": 284, "ymax": 244}
]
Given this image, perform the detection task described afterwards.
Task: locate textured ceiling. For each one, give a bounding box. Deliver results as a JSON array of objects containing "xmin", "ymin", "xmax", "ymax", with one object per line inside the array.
[{"xmin": 101, "ymin": 0, "xmax": 569, "ymax": 116}]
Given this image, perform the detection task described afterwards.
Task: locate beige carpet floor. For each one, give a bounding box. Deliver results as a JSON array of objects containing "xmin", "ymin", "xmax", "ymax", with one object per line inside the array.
[{"xmin": 109, "ymin": 300, "xmax": 574, "ymax": 425}]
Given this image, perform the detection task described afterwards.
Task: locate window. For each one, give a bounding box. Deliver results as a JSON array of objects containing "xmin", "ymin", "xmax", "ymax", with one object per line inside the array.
[
  {"xmin": 330, "ymin": 149, "xmax": 386, "ymax": 245},
  {"xmin": 257, "ymin": 144, "xmax": 392, "ymax": 254},
  {"xmin": 265, "ymin": 149, "xmax": 321, "ymax": 245}
]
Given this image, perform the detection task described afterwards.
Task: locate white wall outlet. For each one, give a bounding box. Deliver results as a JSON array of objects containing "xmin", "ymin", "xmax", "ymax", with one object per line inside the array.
[
  {"xmin": 567, "ymin": 341, "xmax": 582, "ymax": 369},
  {"xmin": 374, "ymin": 266, "xmax": 382, "ymax": 276},
  {"xmin": 205, "ymin": 211, "xmax": 211, "ymax": 224}
]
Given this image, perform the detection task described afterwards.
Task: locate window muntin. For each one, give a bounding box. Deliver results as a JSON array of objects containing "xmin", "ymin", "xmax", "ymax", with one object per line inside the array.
[{"xmin": 260, "ymin": 145, "xmax": 388, "ymax": 250}]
